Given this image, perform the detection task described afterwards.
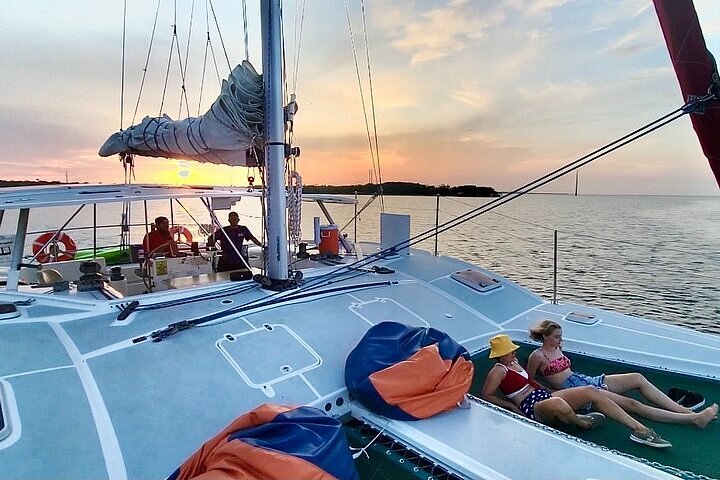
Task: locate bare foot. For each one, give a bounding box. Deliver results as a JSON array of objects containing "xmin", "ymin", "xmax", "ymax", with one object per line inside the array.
[
  {"xmin": 694, "ymin": 403, "xmax": 718, "ymax": 429},
  {"xmin": 576, "ymin": 412, "xmax": 605, "ymax": 430}
]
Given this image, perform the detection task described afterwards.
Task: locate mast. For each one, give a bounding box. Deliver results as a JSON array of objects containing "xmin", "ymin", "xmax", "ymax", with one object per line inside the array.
[
  {"xmin": 261, "ymin": 0, "xmax": 289, "ymax": 285},
  {"xmin": 574, "ymin": 170, "xmax": 579, "ymax": 196}
]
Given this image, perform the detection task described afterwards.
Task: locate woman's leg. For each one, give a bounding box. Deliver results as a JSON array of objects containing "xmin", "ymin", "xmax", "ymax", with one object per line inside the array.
[
  {"xmin": 553, "ymin": 386, "xmax": 647, "ymax": 432},
  {"xmin": 534, "ymin": 397, "xmax": 594, "ymax": 429},
  {"xmin": 601, "ymin": 390, "xmax": 717, "ymax": 428},
  {"xmin": 604, "ymin": 373, "xmax": 689, "ymax": 413}
]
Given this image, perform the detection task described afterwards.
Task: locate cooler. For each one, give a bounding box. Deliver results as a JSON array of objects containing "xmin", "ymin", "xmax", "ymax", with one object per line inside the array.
[{"xmin": 318, "ymin": 225, "xmax": 339, "ymax": 255}]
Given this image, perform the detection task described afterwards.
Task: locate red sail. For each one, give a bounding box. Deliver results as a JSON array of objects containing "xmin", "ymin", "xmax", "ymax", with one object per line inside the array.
[{"xmin": 653, "ymin": 0, "xmax": 720, "ymax": 187}]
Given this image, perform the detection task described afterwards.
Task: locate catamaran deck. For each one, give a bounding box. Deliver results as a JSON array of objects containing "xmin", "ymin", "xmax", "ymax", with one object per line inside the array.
[{"xmin": 1, "ymin": 245, "xmax": 719, "ymax": 479}]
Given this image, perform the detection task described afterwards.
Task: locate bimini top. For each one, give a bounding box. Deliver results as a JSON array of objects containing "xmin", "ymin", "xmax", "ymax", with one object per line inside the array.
[{"xmin": 0, "ymin": 183, "xmax": 355, "ymax": 211}]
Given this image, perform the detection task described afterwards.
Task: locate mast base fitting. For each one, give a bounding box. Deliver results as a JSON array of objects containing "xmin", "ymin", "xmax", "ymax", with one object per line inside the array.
[{"xmin": 254, "ymin": 274, "xmax": 300, "ymax": 291}]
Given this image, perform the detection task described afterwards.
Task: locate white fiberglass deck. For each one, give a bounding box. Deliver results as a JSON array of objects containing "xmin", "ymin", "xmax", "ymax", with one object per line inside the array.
[{"xmin": 1, "ymin": 246, "xmax": 719, "ymax": 479}]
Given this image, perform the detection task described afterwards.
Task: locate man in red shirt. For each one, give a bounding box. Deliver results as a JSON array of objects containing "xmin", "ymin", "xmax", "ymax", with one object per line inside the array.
[{"xmin": 143, "ymin": 216, "xmax": 179, "ymax": 258}]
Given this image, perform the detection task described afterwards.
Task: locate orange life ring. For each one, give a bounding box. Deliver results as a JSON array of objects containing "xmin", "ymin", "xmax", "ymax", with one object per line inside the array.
[
  {"xmin": 32, "ymin": 231, "xmax": 77, "ymax": 263},
  {"xmin": 170, "ymin": 225, "xmax": 193, "ymax": 244}
]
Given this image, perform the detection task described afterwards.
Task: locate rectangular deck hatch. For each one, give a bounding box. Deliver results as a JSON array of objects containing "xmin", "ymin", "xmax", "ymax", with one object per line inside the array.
[
  {"xmin": 217, "ymin": 324, "xmax": 321, "ymax": 390},
  {"xmin": 451, "ymin": 269, "xmax": 502, "ymax": 293}
]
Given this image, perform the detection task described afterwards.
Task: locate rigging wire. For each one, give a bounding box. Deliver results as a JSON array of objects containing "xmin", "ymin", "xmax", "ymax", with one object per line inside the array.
[
  {"xmin": 120, "ymin": 0, "xmax": 127, "ymax": 130},
  {"xmin": 205, "ymin": 0, "xmax": 223, "ymax": 88},
  {"xmin": 359, "ymin": 0, "xmax": 384, "ymax": 211},
  {"xmin": 292, "ymin": 0, "xmax": 308, "ymax": 92},
  {"xmin": 208, "ymin": 0, "xmax": 232, "ymax": 73},
  {"xmin": 178, "ymin": 0, "xmax": 197, "ymax": 118},
  {"xmin": 173, "ymin": 20, "xmax": 192, "ymax": 119},
  {"xmin": 173, "ymin": 198, "xmax": 211, "ymax": 236},
  {"xmin": 149, "ymin": 101, "xmax": 700, "ymax": 335},
  {"xmin": 131, "ymin": 0, "xmax": 162, "ymax": 125},
  {"xmin": 340, "ymin": 192, "xmax": 378, "ymax": 232},
  {"xmin": 242, "ymin": 101, "xmax": 695, "ymax": 304},
  {"xmin": 158, "ymin": 2, "xmax": 179, "ymax": 115},
  {"xmin": 343, "ymin": 0, "xmax": 381, "ymax": 198},
  {"xmin": 197, "ymin": 1, "xmax": 211, "ymax": 115},
  {"xmin": 119, "ymin": 0, "xmax": 132, "ymax": 254}
]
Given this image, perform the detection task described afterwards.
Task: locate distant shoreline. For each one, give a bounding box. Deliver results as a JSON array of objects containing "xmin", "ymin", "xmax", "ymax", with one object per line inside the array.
[
  {"xmin": 303, "ymin": 182, "xmax": 499, "ymax": 197},
  {"xmin": 0, "ymin": 180, "xmax": 67, "ymax": 188},
  {"xmin": 0, "ymin": 180, "xmax": 500, "ymax": 197}
]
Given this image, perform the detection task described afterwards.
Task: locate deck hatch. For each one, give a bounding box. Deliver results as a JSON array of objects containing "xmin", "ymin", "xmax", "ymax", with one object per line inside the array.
[
  {"xmin": 217, "ymin": 324, "xmax": 321, "ymax": 390},
  {"xmin": 451, "ymin": 269, "xmax": 502, "ymax": 293},
  {"xmin": 564, "ymin": 311, "xmax": 599, "ymax": 325}
]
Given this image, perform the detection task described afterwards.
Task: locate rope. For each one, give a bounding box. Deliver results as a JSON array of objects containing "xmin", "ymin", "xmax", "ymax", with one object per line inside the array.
[{"xmin": 288, "ymin": 171, "xmax": 303, "ymax": 243}]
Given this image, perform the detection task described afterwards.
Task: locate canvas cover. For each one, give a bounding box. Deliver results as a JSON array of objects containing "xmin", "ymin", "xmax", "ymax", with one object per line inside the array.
[
  {"xmin": 345, "ymin": 321, "xmax": 474, "ymax": 421},
  {"xmin": 99, "ymin": 61, "xmax": 263, "ymax": 166},
  {"xmin": 168, "ymin": 404, "xmax": 358, "ymax": 480}
]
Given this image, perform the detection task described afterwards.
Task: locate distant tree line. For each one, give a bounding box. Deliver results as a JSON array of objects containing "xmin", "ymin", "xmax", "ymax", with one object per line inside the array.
[
  {"xmin": 303, "ymin": 182, "xmax": 499, "ymax": 197},
  {"xmin": 0, "ymin": 180, "xmax": 64, "ymax": 188}
]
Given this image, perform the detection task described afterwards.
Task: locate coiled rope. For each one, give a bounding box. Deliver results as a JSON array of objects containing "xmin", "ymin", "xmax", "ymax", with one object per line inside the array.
[{"xmin": 288, "ymin": 171, "xmax": 303, "ymax": 244}]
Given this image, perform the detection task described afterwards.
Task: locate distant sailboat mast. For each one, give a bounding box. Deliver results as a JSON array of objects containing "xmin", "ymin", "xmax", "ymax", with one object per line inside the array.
[
  {"xmin": 574, "ymin": 170, "xmax": 579, "ymax": 196},
  {"xmin": 261, "ymin": 0, "xmax": 289, "ymax": 285}
]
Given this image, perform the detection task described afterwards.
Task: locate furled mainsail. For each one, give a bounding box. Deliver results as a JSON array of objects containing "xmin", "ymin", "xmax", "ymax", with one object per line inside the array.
[
  {"xmin": 653, "ymin": 0, "xmax": 720, "ymax": 187},
  {"xmin": 99, "ymin": 61, "xmax": 263, "ymax": 166}
]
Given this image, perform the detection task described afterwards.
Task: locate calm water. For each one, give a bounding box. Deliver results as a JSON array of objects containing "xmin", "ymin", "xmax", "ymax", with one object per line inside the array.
[
  {"xmin": 3, "ymin": 193, "xmax": 719, "ymax": 333},
  {"xmin": 350, "ymin": 194, "xmax": 720, "ymax": 334}
]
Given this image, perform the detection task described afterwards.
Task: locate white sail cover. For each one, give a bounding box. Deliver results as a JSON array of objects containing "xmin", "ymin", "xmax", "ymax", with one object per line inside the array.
[{"xmin": 99, "ymin": 61, "xmax": 263, "ymax": 166}]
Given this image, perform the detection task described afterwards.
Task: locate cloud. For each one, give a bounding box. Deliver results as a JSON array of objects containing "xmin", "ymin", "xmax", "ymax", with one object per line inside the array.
[{"xmin": 388, "ymin": 2, "xmax": 505, "ymax": 64}]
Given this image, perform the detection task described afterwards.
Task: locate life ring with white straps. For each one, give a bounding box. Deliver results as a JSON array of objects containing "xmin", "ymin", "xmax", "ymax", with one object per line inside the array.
[
  {"xmin": 170, "ymin": 225, "xmax": 193, "ymax": 244},
  {"xmin": 32, "ymin": 231, "xmax": 77, "ymax": 263}
]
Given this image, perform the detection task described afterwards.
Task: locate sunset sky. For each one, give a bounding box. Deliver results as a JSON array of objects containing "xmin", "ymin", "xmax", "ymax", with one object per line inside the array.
[{"xmin": 1, "ymin": 0, "xmax": 719, "ymax": 195}]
